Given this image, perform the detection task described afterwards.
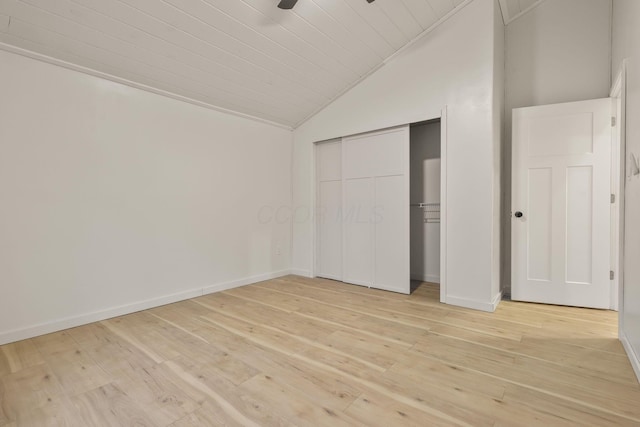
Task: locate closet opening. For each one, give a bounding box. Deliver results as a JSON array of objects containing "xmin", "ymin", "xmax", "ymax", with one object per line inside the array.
[
  {"xmin": 313, "ymin": 112, "xmax": 448, "ymax": 300},
  {"xmin": 410, "ymin": 119, "xmax": 442, "ymax": 293}
]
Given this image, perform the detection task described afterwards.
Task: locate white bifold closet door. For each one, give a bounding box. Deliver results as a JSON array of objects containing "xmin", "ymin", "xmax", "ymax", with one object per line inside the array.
[{"xmin": 342, "ymin": 126, "xmax": 410, "ymax": 294}]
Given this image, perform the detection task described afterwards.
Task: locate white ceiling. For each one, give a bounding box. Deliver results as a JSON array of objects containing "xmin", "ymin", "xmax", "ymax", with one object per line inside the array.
[
  {"xmin": 0, "ymin": 0, "xmax": 471, "ymax": 127},
  {"xmin": 498, "ymin": 0, "xmax": 544, "ymax": 25}
]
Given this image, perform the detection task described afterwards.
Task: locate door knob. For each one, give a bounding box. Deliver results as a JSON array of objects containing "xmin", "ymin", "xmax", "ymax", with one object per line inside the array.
[{"xmin": 514, "ymin": 211, "xmax": 523, "ymax": 218}]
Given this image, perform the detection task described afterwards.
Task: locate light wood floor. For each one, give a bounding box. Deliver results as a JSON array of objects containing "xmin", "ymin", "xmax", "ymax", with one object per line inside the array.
[{"xmin": 1, "ymin": 276, "xmax": 639, "ymax": 426}]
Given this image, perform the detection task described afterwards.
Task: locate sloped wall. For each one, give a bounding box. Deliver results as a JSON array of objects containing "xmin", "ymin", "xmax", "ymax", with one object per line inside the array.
[{"xmin": 292, "ymin": 0, "xmax": 502, "ymax": 310}]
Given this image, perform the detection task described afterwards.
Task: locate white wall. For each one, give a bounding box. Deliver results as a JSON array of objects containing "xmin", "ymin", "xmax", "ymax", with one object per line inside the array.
[
  {"xmin": 292, "ymin": 0, "xmax": 503, "ymax": 311},
  {"xmin": 612, "ymin": 0, "xmax": 639, "ymax": 79},
  {"xmin": 410, "ymin": 122, "xmax": 441, "ymax": 283},
  {"xmin": 0, "ymin": 50, "xmax": 293, "ymax": 345},
  {"xmin": 612, "ymin": 0, "xmax": 640, "ymax": 381},
  {"xmin": 502, "ymin": 0, "xmax": 613, "ymax": 293}
]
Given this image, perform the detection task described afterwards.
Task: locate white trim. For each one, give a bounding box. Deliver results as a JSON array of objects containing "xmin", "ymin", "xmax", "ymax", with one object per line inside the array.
[
  {"xmin": 610, "ymin": 74, "xmax": 624, "ymax": 311},
  {"xmin": 621, "ymin": 330, "xmax": 640, "ymax": 383},
  {"xmin": 611, "ymin": 66, "xmax": 624, "ymax": 98},
  {"xmin": 341, "ymin": 134, "xmax": 347, "ymax": 286},
  {"xmin": 289, "ymin": 131, "xmax": 296, "ymax": 283},
  {"xmin": 293, "ymin": 0, "xmax": 474, "ymax": 128},
  {"xmin": 339, "ymin": 124, "xmax": 411, "ymax": 143},
  {"xmin": 313, "ymin": 141, "xmax": 319, "ymax": 280},
  {"xmin": 440, "ymin": 107, "xmax": 448, "ymax": 304},
  {"xmin": 491, "ymin": 291, "xmax": 503, "ymax": 311},
  {"xmin": 313, "ymin": 141, "xmax": 320, "ymax": 280},
  {"xmin": 202, "ymin": 270, "xmax": 291, "ymax": 295},
  {"xmin": 0, "ymin": 270, "xmax": 291, "ymax": 346},
  {"xmin": 613, "ymin": 61, "xmax": 627, "ymax": 334},
  {"xmin": 446, "ymin": 292, "xmax": 502, "ymax": 313},
  {"xmin": 0, "ymin": 43, "xmax": 293, "ymax": 131},
  {"xmin": 290, "ymin": 269, "xmax": 313, "ymax": 278}
]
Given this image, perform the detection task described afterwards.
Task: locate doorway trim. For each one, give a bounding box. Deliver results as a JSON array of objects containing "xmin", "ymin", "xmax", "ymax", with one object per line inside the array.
[
  {"xmin": 611, "ymin": 70, "xmax": 625, "ymax": 312},
  {"xmin": 440, "ymin": 107, "xmax": 448, "ymax": 303},
  {"xmin": 610, "ymin": 64, "xmax": 627, "ymax": 330}
]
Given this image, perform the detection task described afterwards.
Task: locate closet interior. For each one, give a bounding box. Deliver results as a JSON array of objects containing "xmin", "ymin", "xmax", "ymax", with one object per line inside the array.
[{"xmin": 410, "ymin": 120, "xmax": 442, "ymax": 285}]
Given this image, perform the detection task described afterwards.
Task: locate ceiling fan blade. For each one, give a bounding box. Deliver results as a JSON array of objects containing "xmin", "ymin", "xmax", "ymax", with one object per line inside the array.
[{"xmin": 278, "ymin": 0, "xmax": 298, "ymax": 9}]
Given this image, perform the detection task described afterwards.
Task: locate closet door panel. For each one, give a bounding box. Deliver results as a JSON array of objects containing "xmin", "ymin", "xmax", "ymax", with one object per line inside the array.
[
  {"xmin": 343, "ymin": 178, "xmax": 374, "ymax": 286},
  {"xmin": 342, "ymin": 125, "xmax": 410, "ymax": 294},
  {"xmin": 318, "ymin": 142, "xmax": 342, "ymax": 181},
  {"xmin": 372, "ymin": 131, "xmax": 405, "ymax": 177},
  {"xmin": 316, "ymin": 140, "xmax": 342, "ymax": 280},
  {"xmin": 318, "ymin": 180, "xmax": 342, "ymax": 280},
  {"xmin": 343, "ymin": 137, "xmax": 376, "ymax": 178},
  {"xmin": 374, "ymin": 175, "xmax": 408, "ymax": 292},
  {"xmin": 343, "ymin": 130, "xmax": 405, "ymax": 179}
]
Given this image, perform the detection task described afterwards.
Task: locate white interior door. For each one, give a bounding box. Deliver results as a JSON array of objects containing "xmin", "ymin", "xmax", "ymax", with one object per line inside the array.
[
  {"xmin": 316, "ymin": 140, "xmax": 342, "ymax": 281},
  {"xmin": 512, "ymin": 99, "xmax": 612, "ymax": 308},
  {"xmin": 343, "ymin": 126, "xmax": 410, "ymax": 294}
]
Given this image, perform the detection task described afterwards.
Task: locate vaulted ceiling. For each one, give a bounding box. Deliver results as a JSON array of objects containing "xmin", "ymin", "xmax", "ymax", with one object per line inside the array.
[
  {"xmin": 0, "ymin": 0, "xmax": 478, "ymax": 127},
  {"xmin": 0, "ymin": 0, "xmax": 546, "ymax": 128}
]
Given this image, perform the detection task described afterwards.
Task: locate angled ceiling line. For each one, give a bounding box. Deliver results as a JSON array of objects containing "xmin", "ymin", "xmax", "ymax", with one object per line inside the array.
[
  {"xmin": 293, "ymin": 0, "xmax": 474, "ymax": 129},
  {"xmin": 308, "ymin": 0, "xmax": 391, "ymax": 60},
  {"xmin": 0, "ymin": 41, "xmax": 295, "ymax": 130},
  {"xmin": 6, "ymin": 6, "xmax": 307, "ymax": 121}
]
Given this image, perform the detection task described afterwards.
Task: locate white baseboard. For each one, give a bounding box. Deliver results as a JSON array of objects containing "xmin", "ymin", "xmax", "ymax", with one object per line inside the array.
[
  {"xmin": 491, "ymin": 291, "xmax": 503, "ymax": 311},
  {"xmin": 202, "ymin": 270, "xmax": 291, "ymax": 295},
  {"xmin": 411, "ymin": 273, "xmax": 441, "ymax": 283},
  {"xmin": 445, "ymin": 291, "xmax": 502, "ymax": 313},
  {"xmin": 620, "ymin": 330, "xmax": 640, "ymax": 384},
  {"xmin": 0, "ymin": 269, "xmax": 291, "ymax": 346},
  {"xmin": 289, "ymin": 269, "xmax": 313, "ymax": 278}
]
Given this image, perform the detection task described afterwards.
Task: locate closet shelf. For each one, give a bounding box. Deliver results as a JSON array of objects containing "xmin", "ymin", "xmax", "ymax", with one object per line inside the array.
[{"xmin": 411, "ymin": 202, "xmax": 441, "ymax": 223}]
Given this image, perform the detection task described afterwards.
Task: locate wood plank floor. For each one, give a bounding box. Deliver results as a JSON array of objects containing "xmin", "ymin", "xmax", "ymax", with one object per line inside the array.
[{"xmin": 1, "ymin": 275, "xmax": 639, "ymax": 426}]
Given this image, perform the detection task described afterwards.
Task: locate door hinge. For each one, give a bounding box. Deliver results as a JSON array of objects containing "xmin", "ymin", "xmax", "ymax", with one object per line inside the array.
[
  {"xmin": 611, "ymin": 193, "xmax": 616, "ymax": 204},
  {"xmin": 610, "ymin": 270, "xmax": 615, "ymax": 280},
  {"xmin": 612, "ymin": 117, "xmax": 617, "ymax": 127}
]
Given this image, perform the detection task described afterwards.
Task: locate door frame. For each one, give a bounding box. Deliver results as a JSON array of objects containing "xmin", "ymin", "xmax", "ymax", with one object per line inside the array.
[
  {"xmin": 611, "ymin": 64, "xmax": 627, "ymax": 325},
  {"xmin": 440, "ymin": 107, "xmax": 448, "ymax": 303},
  {"xmin": 310, "ymin": 107, "xmax": 448, "ymax": 301},
  {"xmin": 611, "ymin": 70, "xmax": 625, "ymax": 312}
]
